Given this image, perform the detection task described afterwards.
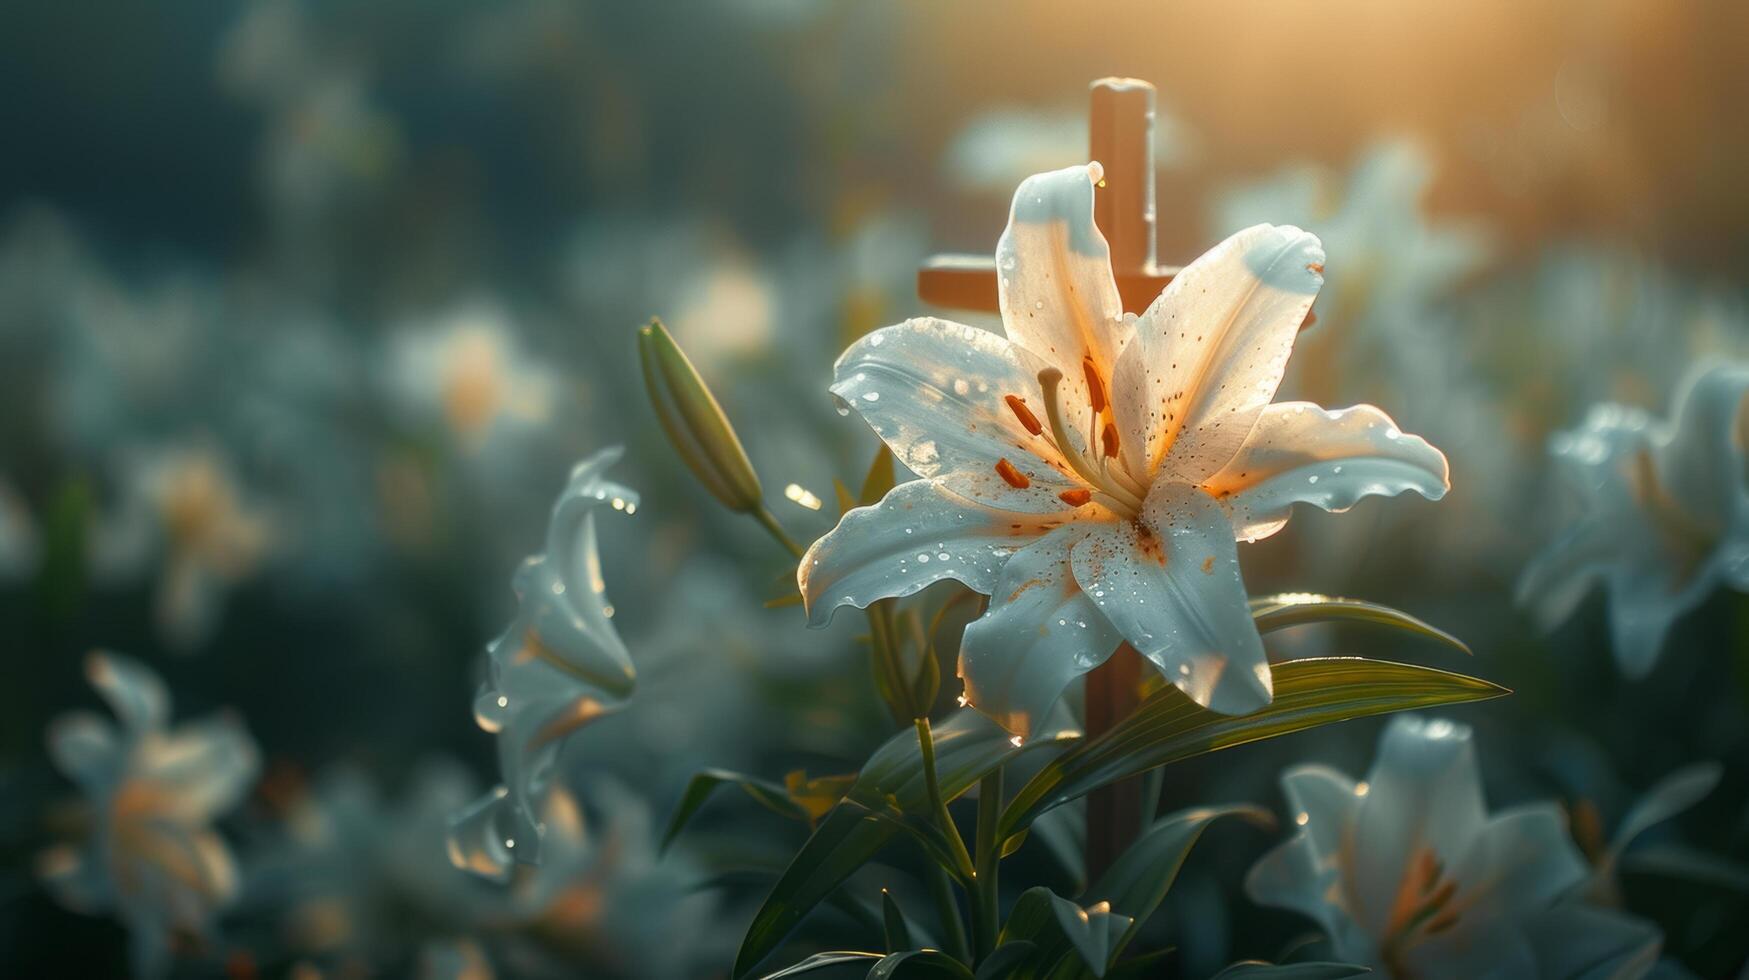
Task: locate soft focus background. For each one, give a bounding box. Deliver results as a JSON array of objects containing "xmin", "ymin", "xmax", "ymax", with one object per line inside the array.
[{"xmin": 2, "ymin": 1, "xmax": 1747, "ymax": 977}]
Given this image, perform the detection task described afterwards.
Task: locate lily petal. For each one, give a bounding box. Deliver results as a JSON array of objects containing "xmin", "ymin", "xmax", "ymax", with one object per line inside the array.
[
  {"xmin": 1206, "ymin": 402, "xmax": 1449, "ymax": 541},
  {"xmin": 1446, "ymin": 803, "xmax": 1590, "ymax": 918},
  {"xmin": 139, "ymin": 715, "xmax": 262, "ymax": 822},
  {"xmin": 1111, "ymin": 224, "xmax": 1324, "ymax": 484},
  {"xmin": 832, "ymin": 317, "xmax": 1085, "ymax": 511},
  {"xmin": 1349, "ymin": 716, "xmax": 1487, "ymax": 940},
  {"xmin": 1654, "ymin": 362, "xmax": 1749, "ymax": 528},
  {"xmin": 85, "ymin": 651, "xmax": 171, "ymax": 733},
  {"xmin": 995, "ymin": 164, "xmax": 1130, "ymax": 384},
  {"xmin": 1068, "ymin": 481, "xmax": 1270, "ymax": 714},
  {"xmin": 957, "ymin": 524, "xmax": 1122, "ymax": 737},
  {"xmin": 801, "ymin": 479, "xmax": 1087, "ymax": 627}
]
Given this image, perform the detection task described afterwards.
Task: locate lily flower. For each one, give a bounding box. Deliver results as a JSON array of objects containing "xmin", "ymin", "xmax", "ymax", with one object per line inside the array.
[
  {"xmin": 39, "ymin": 652, "xmax": 260, "ymax": 979},
  {"xmin": 1517, "ymin": 362, "xmax": 1749, "ymax": 676},
  {"xmin": 799, "ymin": 164, "xmax": 1448, "ymax": 735},
  {"xmin": 1246, "ymin": 716, "xmax": 1661, "ymax": 979},
  {"xmin": 449, "ymin": 448, "xmax": 639, "ymax": 880}
]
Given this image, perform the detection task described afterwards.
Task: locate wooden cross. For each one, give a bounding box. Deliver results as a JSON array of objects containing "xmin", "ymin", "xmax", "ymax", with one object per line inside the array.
[
  {"xmin": 917, "ymin": 77, "xmax": 1169, "ymax": 883},
  {"xmin": 917, "ymin": 77, "xmax": 1177, "ymax": 317}
]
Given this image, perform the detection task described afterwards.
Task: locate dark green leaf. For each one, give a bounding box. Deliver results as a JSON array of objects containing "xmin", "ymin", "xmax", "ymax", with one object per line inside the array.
[
  {"xmin": 975, "ymin": 943, "xmax": 1039, "ymax": 980},
  {"xmin": 662, "ymin": 769, "xmax": 807, "ymax": 853},
  {"xmin": 867, "ymin": 950, "xmax": 976, "ymax": 979},
  {"xmin": 1045, "ymin": 893, "xmax": 1130, "ymax": 977},
  {"xmin": 883, "ymin": 889, "xmax": 914, "ymax": 952},
  {"xmin": 1619, "ymin": 843, "xmax": 1749, "ymax": 892},
  {"xmin": 1208, "ymin": 962, "xmax": 1369, "ymax": 979},
  {"xmin": 1103, "ymin": 949, "xmax": 1175, "ymax": 980},
  {"xmin": 759, "ymin": 951, "xmax": 884, "ymax": 979},
  {"xmin": 735, "ymin": 710, "xmax": 1078, "ymax": 978},
  {"xmin": 1250, "ymin": 594, "xmax": 1468, "ymax": 655},
  {"xmin": 1609, "ymin": 762, "xmax": 1721, "ymax": 858},
  {"xmin": 1001, "ymin": 658, "xmax": 1507, "ymax": 838},
  {"xmin": 1088, "ymin": 805, "xmax": 1273, "ymax": 958}
]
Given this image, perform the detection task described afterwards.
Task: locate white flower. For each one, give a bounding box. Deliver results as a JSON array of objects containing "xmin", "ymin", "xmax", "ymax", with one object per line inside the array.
[
  {"xmin": 800, "ymin": 164, "xmax": 1449, "ymax": 735},
  {"xmin": 449, "ymin": 448, "xmax": 638, "ymax": 880},
  {"xmin": 39, "ymin": 652, "xmax": 260, "ymax": 979},
  {"xmin": 1518, "ymin": 362, "xmax": 1749, "ymax": 676},
  {"xmin": 387, "ymin": 302, "xmax": 556, "ymax": 453},
  {"xmin": 1246, "ymin": 716, "xmax": 1661, "ymax": 979}
]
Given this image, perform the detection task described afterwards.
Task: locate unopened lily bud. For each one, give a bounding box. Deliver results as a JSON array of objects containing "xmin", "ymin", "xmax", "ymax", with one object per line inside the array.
[{"xmin": 637, "ymin": 318, "xmax": 764, "ymax": 513}]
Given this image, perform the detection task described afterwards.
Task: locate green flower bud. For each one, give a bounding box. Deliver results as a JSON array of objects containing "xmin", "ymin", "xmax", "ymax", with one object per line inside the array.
[{"xmin": 638, "ymin": 317, "xmax": 764, "ymax": 513}]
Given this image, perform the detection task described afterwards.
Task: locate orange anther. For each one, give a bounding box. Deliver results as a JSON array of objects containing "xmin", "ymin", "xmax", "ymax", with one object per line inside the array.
[
  {"xmin": 995, "ymin": 458, "xmax": 1030, "ymax": 489},
  {"xmin": 1005, "ymin": 394, "xmax": 1044, "ymax": 436},
  {"xmin": 1058, "ymin": 488, "xmax": 1092, "ymax": 507},
  {"xmin": 1082, "ymin": 356, "xmax": 1108, "ymax": 414}
]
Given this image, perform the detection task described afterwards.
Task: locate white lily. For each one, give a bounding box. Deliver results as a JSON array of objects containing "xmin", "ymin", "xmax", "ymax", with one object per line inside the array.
[
  {"xmin": 1246, "ymin": 716, "xmax": 1662, "ymax": 979},
  {"xmin": 449, "ymin": 447, "xmax": 638, "ymax": 880},
  {"xmin": 39, "ymin": 652, "xmax": 260, "ymax": 979},
  {"xmin": 800, "ymin": 164, "xmax": 1449, "ymax": 736},
  {"xmin": 1518, "ymin": 362, "xmax": 1749, "ymax": 676}
]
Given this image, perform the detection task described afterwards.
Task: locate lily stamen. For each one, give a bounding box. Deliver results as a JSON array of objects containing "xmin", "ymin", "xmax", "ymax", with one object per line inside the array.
[
  {"xmin": 1005, "ymin": 394, "xmax": 1044, "ymax": 436},
  {"xmin": 1038, "ymin": 367, "xmax": 1143, "ymax": 516}
]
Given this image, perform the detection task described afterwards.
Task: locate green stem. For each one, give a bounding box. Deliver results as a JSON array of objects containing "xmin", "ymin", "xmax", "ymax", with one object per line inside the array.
[
  {"xmin": 973, "ymin": 767, "xmax": 1003, "ymax": 962},
  {"xmin": 915, "ymin": 716, "xmax": 977, "ymax": 881},
  {"xmin": 925, "ymin": 861, "xmax": 971, "ymax": 964},
  {"xmin": 752, "ymin": 505, "xmax": 805, "ymax": 559}
]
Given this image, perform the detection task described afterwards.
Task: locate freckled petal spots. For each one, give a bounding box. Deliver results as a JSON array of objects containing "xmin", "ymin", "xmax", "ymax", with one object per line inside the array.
[
  {"xmin": 1348, "ymin": 716, "xmax": 1487, "ymax": 940},
  {"xmin": 800, "ymin": 479, "xmax": 1092, "ymax": 628},
  {"xmin": 1206, "ymin": 402, "xmax": 1449, "ymax": 541},
  {"xmin": 1112, "ymin": 224, "xmax": 1324, "ymax": 484},
  {"xmin": 1068, "ymin": 482, "xmax": 1270, "ymax": 714},
  {"xmin": 832, "ymin": 317, "xmax": 1084, "ymax": 511},
  {"xmin": 996, "ymin": 164, "xmax": 1131, "ymax": 386},
  {"xmin": 957, "ymin": 525, "xmax": 1122, "ymax": 738}
]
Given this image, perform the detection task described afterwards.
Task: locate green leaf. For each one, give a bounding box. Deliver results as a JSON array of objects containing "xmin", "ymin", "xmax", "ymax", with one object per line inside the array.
[
  {"xmin": 1001, "ymin": 658, "xmax": 1507, "ymax": 839},
  {"xmin": 1045, "ymin": 894, "xmax": 1131, "ymax": 977},
  {"xmin": 1088, "ymin": 804, "xmax": 1273, "ymax": 959},
  {"xmin": 867, "ymin": 950, "xmax": 976, "ymax": 979},
  {"xmin": 1250, "ymin": 594, "xmax": 1468, "ymax": 655},
  {"xmin": 735, "ymin": 710, "xmax": 1078, "ymax": 978},
  {"xmin": 1618, "ymin": 843, "xmax": 1749, "ymax": 892},
  {"xmin": 986, "ymin": 889, "xmax": 1119, "ymax": 980},
  {"xmin": 882, "ymin": 889, "xmax": 914, "ymax": 953},
  {"xmin": 975, "ymin": 943, "xmax": 1039, "ymax": 980},
  {"xmin": 1208, "ymin": 962, "xmax": 1370, "ymax": 979},
  {"xmin": 1608, "ymin": 762, "xmax": 1721, "ymax": 859},
  {"xmin": 662, "ymin": 769, "xmax": 807, "ymax": 853},
  {"xmin": 759, "ymin": 951, "xmax": 884, "ymax": 979},
  {"xmin": 1102, "ymin": 950, "xmax": 1175, "ymax": 980}
]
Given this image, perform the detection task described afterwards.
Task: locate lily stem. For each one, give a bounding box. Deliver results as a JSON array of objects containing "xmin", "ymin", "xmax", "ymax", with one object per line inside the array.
[
  {"xmin": 915, "ymin": 716, "xmax": 977, "ymax": 882},
  {"xmin": 925, "ymin": 861, "xmax": 971, "ymax": 964},
  {"xmin": 751, "ymin": 504, "xmax": 805, "ymax": 559},
  {"xmin": 973, "ymin": 767, "xmax": 1003, "ymax": 962}
]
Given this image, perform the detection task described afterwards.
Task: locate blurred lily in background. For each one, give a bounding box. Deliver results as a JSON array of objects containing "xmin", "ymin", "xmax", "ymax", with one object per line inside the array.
[
  {"xmin": 1246, "ymin": 715, "xmax": 1663, "ymax": 979},
  {"xmin": 38, "ymin": 653, "xmax": 260, "ymax": 979},
  {"xmin": 449, "ymin": 448, "xmax": 638, "ymax": 879},
  {"xmin": 1518, "ymin": 363, "xmax": 1749, "ymax": 676}
]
